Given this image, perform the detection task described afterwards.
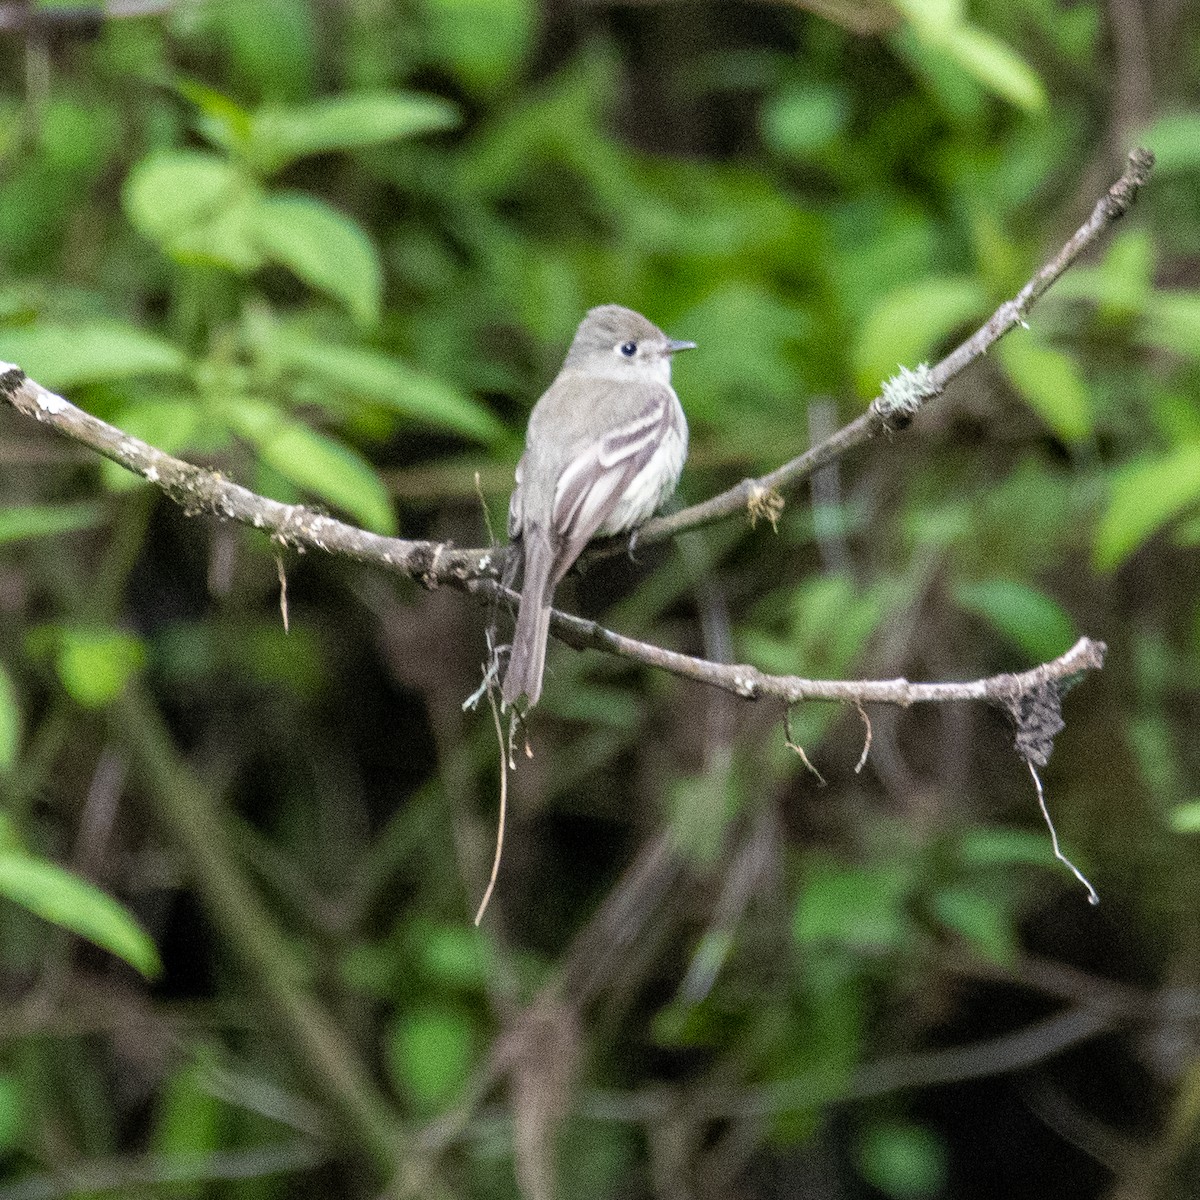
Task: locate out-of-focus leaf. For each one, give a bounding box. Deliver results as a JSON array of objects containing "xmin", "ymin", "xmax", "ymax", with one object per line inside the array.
[
  {"xmin": 55, "ymin": 627, "xmax": 146, "ymax": 709},
  {"xmin": 419, "ymin": 0, "xmax": 535, "ymax": 94},
  {"xmin": 1094, "ymin": 444, "xmax": 1200, "ymax": 570},
  {"xmin": 387, "ymin": 1006, "xmax": 474, "ymax": 1113},
  {"xmin": 0, "ymin": 322, "xmax": 189, "ymax": 390},
  {"xmin": 997, "ymin": 335, "xmax": 1091, "ymax": 442},
  {"xmin": 857, "ymin": 1120, "xmax": 947, "ymax": 1199},
  {"xmin": 0, "ymin": 503, "xmax": 105, "ymax": 545},
  {"xmin": 954, "ymin": 579, "xmax": 1075, "ymax": 663},
  {"xmin": 0, "ymin": 1074, "xmax": 22, "ymax": 1150},
  {"xmin": 248, "ymin": 91, "xmax": 459, "ymax": 175},
  {"xmin": 930, "ymin": 887, "xmax": 1016, "ymax": 965},
  {"xmin": 177, "ymin": 80, "xmax": 253, "ymax": 155},
  {"xmin": 0, "ymin": 665, "xmax": 18, "ymax": 775},
  {"xmin": 761, "ymin": 83, "xmax": 849, "ymax": 159},
  {"xmin": 252, "ymin": 193, "xmax": 381, "ymax": 325},
  {"xmin": 200, "ymin": 0, "xmax": 317, "ymax": 103},
  {"xmin": 1168, "ymin": 802, "xmax": 1200, "ymax": 834},
  {"xmin": 1141, "ymin": 291, "xmax": 1200, "ymax": 358},
  {"xmin": 124, "ymin": 151, "xmax": 264, "ymax": 271},
  {"xmin": 1139, "ymin": 111, "xmax": 1200, "ymax": 175},
  {"xmin": 958, "ymin": 827, "xmax": 1063, "ymax": 868},
  {"xmin": 933, "ymin": 23, "xmax": 1046, "ymax": 111},
  {"xmin": 794, "ymin": 860, "xmax": 912, "ymax": 953},
  {"xmin": 680, "ymin": 283, "xmax": 811, "ymax": 427},
  {"xmin": 151, "ymin": 1058, "xmax": 224, "ymax": 1158},
  {"xmin": 416, "ymin": 921, "xmax": 495, "ymax": 989},
  {"xmin": 271, "ymin": 332, "xmax": 504, "ymax": 443},
  {"xmin": 854, "ymin": 276, "xmax": 987, "ymax": 396},
  {"xmin": 251, "ymin": 417, "xmax": 396, "ymax": 535},
  {"xmin": 1097, "ymin": 229, "xmax": 1155, "ymax": 317},
  {"xmin": 0, "ymin": 851, "xmax": 161, "ymax": 977},
  {"xmin": 888, "ymin": 0, "xmax": 963, "ymax": 30}
]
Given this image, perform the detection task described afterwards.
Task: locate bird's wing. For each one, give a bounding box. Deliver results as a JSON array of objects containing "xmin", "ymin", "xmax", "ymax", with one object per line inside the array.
[
  {"xmin": 507, "ymin": 452, "xmax": 526, "ymax": 540},
  {"xmin": 548, "ymin": 382, "xmax": 674, "ymax": 582}
]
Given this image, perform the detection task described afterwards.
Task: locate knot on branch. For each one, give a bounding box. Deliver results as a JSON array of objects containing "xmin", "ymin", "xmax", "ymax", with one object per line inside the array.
[
  {"xmin": 994, "ymin": 678, "xmax": 1065, "ymax": 768},
  {"xmin": 0, "ymin": 365, "xmax": 27, "ymax": 398},
  {"xmin": 873, "ymin": 363, "xmax": 939, "ymax": 432},
  {"xmin": 1106, "ymin": 148, "xmax": 1155, "ymax": 219},
  {"xmin": 747, "ymin": 483, "xmax": 784, "ymax": 530}
]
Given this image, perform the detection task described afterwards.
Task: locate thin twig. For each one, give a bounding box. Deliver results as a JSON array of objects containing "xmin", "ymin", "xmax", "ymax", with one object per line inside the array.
[
  {"xmin": 852, "ymin": 701, "xmax": 873, "ymax": 773},
  {"xmin": 1029, "ymin": 761, "xmax": 1100, "ymax": 906},
  {"xmin": 275, "ymin": 554, "xmax": 290, "ymax": 633},
  {"xmin": 474, "ymin": 687, "xmax": 509, "ymax": 926}
]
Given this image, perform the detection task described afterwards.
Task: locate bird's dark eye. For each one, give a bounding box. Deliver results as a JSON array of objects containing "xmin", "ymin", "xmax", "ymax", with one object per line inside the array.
[{"xmin": 619, "ymin": 341, "xmax": 637, "ymax": 357}]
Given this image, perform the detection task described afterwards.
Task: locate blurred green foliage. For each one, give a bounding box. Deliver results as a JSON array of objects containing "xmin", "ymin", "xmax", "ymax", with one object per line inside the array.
[{"xmin": 0, "ymin": 0, "xmax": 1199, "ymax": 1197}]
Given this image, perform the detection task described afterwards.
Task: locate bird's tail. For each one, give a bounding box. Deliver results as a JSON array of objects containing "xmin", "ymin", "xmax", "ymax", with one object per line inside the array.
[{"xmin": 502, "ymin": 534, "xmax": 556, "ymax": 708}]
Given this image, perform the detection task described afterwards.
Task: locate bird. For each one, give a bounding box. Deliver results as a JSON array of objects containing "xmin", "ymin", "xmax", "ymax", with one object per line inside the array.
[{"xmin": 501, "ymin": 304, "xmax": 695, "ymax": 708}]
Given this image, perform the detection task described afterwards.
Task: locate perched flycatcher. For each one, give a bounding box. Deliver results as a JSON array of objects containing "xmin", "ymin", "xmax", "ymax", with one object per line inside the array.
[{"xmin": 502, "ymin": 305, "xmax": 695, "ymax": 707}]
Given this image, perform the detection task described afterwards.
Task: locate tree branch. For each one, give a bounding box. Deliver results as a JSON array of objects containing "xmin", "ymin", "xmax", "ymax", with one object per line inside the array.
[
  {"xmin": 475, "ymin": 576, "xmax": 1105, "ymax": 711},
  {"xmin": 0, "ymin": 152, "xmax": 1147, "ymax": 717}
]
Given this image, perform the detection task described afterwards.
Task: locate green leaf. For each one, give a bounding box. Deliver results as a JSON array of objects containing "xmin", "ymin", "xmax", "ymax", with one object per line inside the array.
[
  {"xmin": 0, "ymin": 1073, "xmax": 24, "ymax": 1151},
  {"xmin": 858, "ymin": 1120, "xmax": 947, "ymax": 1200},
  {"xmin": 152, "ymin": 1058, "xmax": 224, "ymax": 1157},
  {"xmin": 0, "ymin": 664, "xmax": 18, "ymax": 775},
  {"xmin": 0, "ymin": 502, "xmax": 106, "ymax": 545},
  {"xmin": 958, "ymin": 827, "xmax": 1063, "ymax": 868},
  {"xmin": 177, "ymin": 80, "xmax": 254, "ymax": 156},
  {"xmin": 416, "ymin": 921, "xmax": 496, "ymax": 989},
  {"xmin": 271, "ymin": 332, "xmax": 504, "ymax": 443},
  {"xmin": 954, "ymin": 579, "xmax": 1075, "ymax": 663},
  {"xmin": 0, "ymin": 322, "xmax": 189, "ymax": 390},
  {"xmin": 1142, "ymin": 291, "xmax": 1200, "ymax": 358},
  {"xmin": 247, "ymin": 91, "xmax": 459, "ymax": 175},
  {"xmin": 256, "ymin": 419, "xmax": 396, "ymax": 535},
  {"xmin": 1094, "ymin": 444, "xmax": 1200, "ymax": 570},
  {"xmin": 997, "ymin": 335, "xmax": 1091, "ymax": 442},
  {"xmin": 935, "ymin": 23, "xmax": 1046, "ymax": 111},
  {"xmin": 1168, "ymin": 802, "xmax": 1200, "ymax": 834},
  {"xmin": 252, "ymin": 193, "xmax": 382, "ymax": 325},
  {"xmin": 55, "ymin": 628, "xmax": 146, "ymax": 709},
  {"xmin": 387, "ymin": 1006, "xmax": 475, "ymax": 1113},
  {"xmin": 930, "ymin": 887, "xmax": 1016, "ymax": 965},
  {"xmin": 1138, "ymin": 111, "xmax": 1200, "ymax": 175},
  {"xmin": 794, "ymin": 860, "xmax": 912, "ymax": 953},
  {"xmin": 419, "ymin": 0, "xmax": 536, "ymax": 94},
  {"xmin": 888, "ymin": 0, "xmax": 964, "ymax": 30},
  {"xmin": 0, "ymin": 850, "xmax": 161, "ymax": 977},
  {"xmin": 124, "ymin": 151, "xmax": 264, "ymax": 271},
  {"xmin": 761, "ymin": 84, "xmax": 849, "ymax": 160},
  {"xmin": 854, "ymin": 276, "xmax": 987, "ymax": 396}
]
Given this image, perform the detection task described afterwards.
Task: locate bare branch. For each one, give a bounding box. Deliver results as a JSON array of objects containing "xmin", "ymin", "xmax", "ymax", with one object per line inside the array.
[
  {"xmin": 0, "ymin": 154, "xmax": 1144, "ymax": 713},
  {"xmin": 0, "ymin": 363, "xmax": 495, "ymax": 586},
  {"xmin": 474, "ymin": 575, "xmax": 1105, "ymax": 710}
]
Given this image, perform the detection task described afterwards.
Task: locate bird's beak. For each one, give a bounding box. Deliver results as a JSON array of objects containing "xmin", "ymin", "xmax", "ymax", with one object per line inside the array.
[{"xmin": 666, "ymin": 339, "xmax": 697, "ymax": 354}]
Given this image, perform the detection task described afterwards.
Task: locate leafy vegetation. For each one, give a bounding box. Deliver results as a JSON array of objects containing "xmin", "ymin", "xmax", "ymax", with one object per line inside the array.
[{"xmin": 0, "ymin": 0, "xmax": 1198, "ymax": 1197}]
